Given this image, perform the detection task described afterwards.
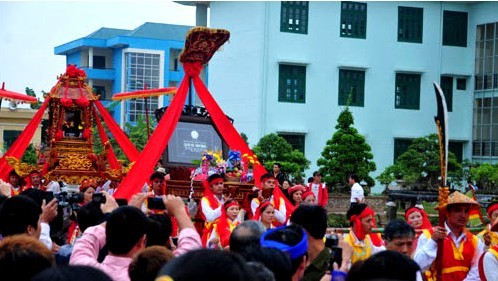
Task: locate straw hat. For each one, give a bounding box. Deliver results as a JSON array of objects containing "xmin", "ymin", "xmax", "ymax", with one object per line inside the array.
[{"xmin": 445, "ymin": 191, "xmax": 480, "ymax": 209}]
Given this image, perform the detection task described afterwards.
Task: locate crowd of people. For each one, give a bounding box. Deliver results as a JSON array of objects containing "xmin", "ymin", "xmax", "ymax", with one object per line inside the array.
[{"xmin": 0, "ymin": 166, "xmax": 497, "ymax": 281}]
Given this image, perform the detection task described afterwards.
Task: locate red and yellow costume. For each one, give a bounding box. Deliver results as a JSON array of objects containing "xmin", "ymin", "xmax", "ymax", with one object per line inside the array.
[
  {"xmin": 210, "ymin": 200, "xmax": 240, "ymax": 248},
  {"xmin": 344, "ymin": 206, "xmax": 383, "ymax": 264},
  {"xmin": 479, "ymin": 244, "xmax": 498, "ymax": 281},
  {"xmin": 198, "ymin": 177, "xmax": 225, "ymax": 247},
  {"xmin": 477, "ymin": 203, "xmax": 498, "ymax": 247}
]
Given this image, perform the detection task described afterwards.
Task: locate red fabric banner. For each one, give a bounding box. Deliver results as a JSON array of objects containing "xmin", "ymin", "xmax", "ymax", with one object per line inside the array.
[
  {"xmin": 92, "ymin": 107, "xmax": 120, "ymax": 170},
  {"xmin": 0, "ymin": 97, "xmax": 51, "ymax": 180},
  {"xmin": 192, "ymin": 76, "xmax": 267, "ymax": 185},
  {"xmin": 113, "ymin": 75, "xmax": 190, "ymax": 199},
  {"xmin": 94, "ymin": 101, "xmax": 139, "ymax": 162}
]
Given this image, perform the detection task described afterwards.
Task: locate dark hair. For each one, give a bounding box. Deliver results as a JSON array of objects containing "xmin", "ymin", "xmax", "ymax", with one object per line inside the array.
[
  {"xmin": 274, "ymin": 163, "xmax": 281, "ymax": 168},
  {"xmin": 0, "ymin": 196, "xmax": 41, "ymax": 236},
  {"xmin": 106, "ymin": 206, "xmax": 148, "ymax": 255},
  {"xmin": 263, "ymin": 224, "xmax": 307, "ymax": 275},
  {"xmin": 146, "ymin": 214, "xmax": 172, "ymax": 247},
  {"xmin": 312, "ymin": 171, "xmax": 321, "ymax": 177},
  {"xmin": 158, "ymin": 249, "xmax": 256, "ymax": 281},
  {"xmin": 246, "ymin": 262, "xmax": 275, "ymax": 281},
  {"xmin": 349, "ymin": 174, "xmax": 359, "ymax": 183},
  {"xmin": 383, "ymin": 218, "xmax": 415, "ymax": 242},
  {"xmin": 208, "ymin": 173, "xmax": 224, "ymax": 183},
  {"xmin": 20, "ymin": 188, "xmax": 45, "ymax": 207},
  {"xmin": 77, "ymin": 201, "xmax": 105, "ymax": 233},
  {"xmin": 238, "ymin": 246, "xmax": 292, "ymax": 281},
  {"xmin": 260, "ymin": 173, "xmax": 274, "ymax": 182},
  {"xmin": 307, "ymin": 177, "xmax": 314, "ymax": 183},
  {"xmin": 353, "ymin": 250, "xmax": 420, "ymax": 281},
  {"xmin": 8, "ymin": 170, "xmax": 20, "ymax": 178},
  {"xmin": 346, "ymin": 203, "xmax": 368, "ymax": 225},
  {"xmin": 33, "ymin": 265, "xmax": 112, "ymax": 281},
  {"xmin": 229, "ymin": 220, "xmax": 266, "ymax": 253},
  {"xmin": 290, "ymin": 204, "xmax": 327, "ymax": 239},
  {"xmin": 149, "ymin": 171, "xmax": 166, "ymax": 182},
  {"xmin": 128, "ymin": 246, "xmax": 174, "ymax": 281},
  {"xmin": 0, "ymin": 235, "xmax": 55, "ymax": 281}
]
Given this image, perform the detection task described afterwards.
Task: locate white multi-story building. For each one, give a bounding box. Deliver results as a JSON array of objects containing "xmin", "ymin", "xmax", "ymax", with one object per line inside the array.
[{"xmin": 181, "ymin": 1, "xmax": 498, "ymax": 191}]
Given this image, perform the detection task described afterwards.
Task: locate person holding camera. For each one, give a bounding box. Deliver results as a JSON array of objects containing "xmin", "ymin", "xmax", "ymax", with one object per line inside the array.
[{"xmin": 291, "ymin": 204, "xmax": 352, "ymax": 281}]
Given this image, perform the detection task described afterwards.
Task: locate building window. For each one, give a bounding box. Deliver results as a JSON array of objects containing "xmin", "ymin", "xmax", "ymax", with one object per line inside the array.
[
  {"xmin": 169, "ymin": 49, "xmax": 182, "ymax": 71},
  {"xmin": 279, "ymin": 133, "xmax": 305, "ymax": 154},
  {"xmin": 93, "ymin": 86, "xmax": 107, "ymax": 100},
  {"xmin": 475, "ymin": 23, "xmax": 498, "ymax": 91},
  {"xmin": 93, "ymin": 56, "xmax": 106, "ymax": 69},
  {"xmin": 449, "ymin": 141, "xmax": 463, "ymax": 163},
  {"xmin": 338, "ymin": 69, "xmax": 365, "ymax": 107},
  {"xmin": 398, "ymin": 6, "xmax": 423, "ymax": 43},
  {"xmin": 472, "ymin": 97, "xmax": 498, "ymax": 157},
  {"xmin": 280, "ymin": 1, "xmax": 308, "ymax": 34},
  {"xmin": 395, "ymin": 73, "xmax": 421, "ymax": 110},
  {"xmin": 278, "ymin": 64, "xmax": 306, "ymax": 103},
  {"xmin": 3, "ymin": 130, "xmax": 21, "ymax": 151},
  {"xmin": 440, "ymin": 76, "xmax": 453, "ymax": 112},
  {"xmin": 456, "ymin": 78, "xmax": 467, "ymax": 90},
  {"xmin": 394, "ymin": 138, "xmax": 413, "ymax": 161},
  {"xmin": 340, "ymin": 1, "xmax": 367, "ymax": 39},
  {"xmin": 124, "ymin": 52, "xmax": 161, "ymax": 123},
  {"xmin": 443, "ymin": 10, "xmax": 468, "ymax": 47}
]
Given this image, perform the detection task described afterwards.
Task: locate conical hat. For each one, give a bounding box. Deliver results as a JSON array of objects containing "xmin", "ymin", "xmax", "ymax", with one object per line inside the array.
[{"xmin": 446, "ymin": 191, "xmax": 480, "ymax": 208}]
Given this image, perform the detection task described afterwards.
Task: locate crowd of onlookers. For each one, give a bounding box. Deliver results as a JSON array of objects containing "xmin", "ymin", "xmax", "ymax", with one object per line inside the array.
[{"xmin": 0, "ymin": 167, "xmax": 497, "ymax": 281}]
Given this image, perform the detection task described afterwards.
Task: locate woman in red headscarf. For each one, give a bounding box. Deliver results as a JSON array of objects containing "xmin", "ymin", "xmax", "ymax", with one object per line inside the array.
[
  {"xmin": 208, "ymin": 199, "xmax": 241, "ymax": 249},
  {"xmin": 404, "ymin": 206, "xmax": 433, "ymax": 252},
  {"xmin": 301, "ymin": 191, "xmax": 316, "ymax": 205},
  {"xmin": 252, "ymin": 201, "xmax": 275, "ymax": 230},
  {"xmin": 286, "ymin": 185, "xmax": 305, "ymax": 220},
  {"xmin": 198, "ymin": 174, "xmax": 227, "ymax": 247}
]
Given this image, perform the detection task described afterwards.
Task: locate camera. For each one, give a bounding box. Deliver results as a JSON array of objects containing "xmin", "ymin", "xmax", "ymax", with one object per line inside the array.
[
  {"xmin": 147, "ymin": 197, "xmax": 166, "ymax": 210},
  {"xmin": 92, "ymin": 193, "xmax": 106, "ymax": 204},
  {"xmin": 325, "ymin": 234, "xmax": 342, "ymax": 269},
  {"xmin": 50, "ymin": 191, "xmax": 84, "ymax": 209}
]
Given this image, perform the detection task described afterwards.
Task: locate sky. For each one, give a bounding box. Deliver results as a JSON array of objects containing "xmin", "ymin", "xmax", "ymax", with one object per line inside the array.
[{"xmin": 0, "ymin": 1, "xmax": 197, "ymax": 101}]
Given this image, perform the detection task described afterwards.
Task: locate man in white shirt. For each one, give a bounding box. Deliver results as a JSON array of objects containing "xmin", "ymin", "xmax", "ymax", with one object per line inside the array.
[
  {"xmin": 349, "ymin": 174, "xmax": 364, "ymax": 207},
  {"xmin": 414, "ymin": 191, "xmax": 484, "ymax": 281}
]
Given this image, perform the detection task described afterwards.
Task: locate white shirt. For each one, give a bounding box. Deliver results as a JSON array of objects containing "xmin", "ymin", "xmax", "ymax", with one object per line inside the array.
[
  {"xmin": 413, "ymin": 223, "xmax": 484, "ymax": 281},
  {"xmin": 201, "ymin": 195, "xmax": 225, "ymax": 222},
  {"xmin": 350, "ymin": 183, "xmax": 364, "ymax": 203},
  {"xmin": 482, "ymin": 250, "xmax": 498, "ymax": 281},
  {"xmin": 39, "ymin": 222, "xmax": 53, "ymax": 250},
  {"xmin": 310, "ymin": 183, "xmax": 320, "ymax": 204}
]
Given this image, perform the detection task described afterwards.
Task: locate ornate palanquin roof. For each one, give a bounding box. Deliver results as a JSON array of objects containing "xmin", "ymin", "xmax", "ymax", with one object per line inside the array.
[{"xmin": 49, "ymin": 65, "xmax": 97, "ymax": 100}]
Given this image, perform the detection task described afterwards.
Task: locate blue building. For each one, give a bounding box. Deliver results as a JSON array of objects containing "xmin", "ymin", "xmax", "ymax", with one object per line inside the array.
[
  {"xmin": 54, "ymin": 22, "xmax": 193, "ymax": 126},
  {"xmin": 185, "ymin": 1, "xmax": 498, "ymax": 191}
]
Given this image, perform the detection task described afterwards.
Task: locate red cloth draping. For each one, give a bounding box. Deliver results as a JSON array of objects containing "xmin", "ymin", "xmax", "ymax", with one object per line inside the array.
[
  {"xmin": 94, "ymin": 101, "xmax": 139, "ymax": 162},
  {"xmin": 0, "ymin": 97, "xmax": 51, "ymax": 180},
  {"xmin": 192, "ymin": 76, "xmax": 267, "ymax": 186},
  {"xmin": 113, "ymin": 74, "xmax": 190, "ymax": 199},
  {"xmin": 114, "ymin": 61, "xmax": 267, "ymax": 200},
  {"xmin": 92, "ymin": 107, "xmax": 120, "ymax": 170}
]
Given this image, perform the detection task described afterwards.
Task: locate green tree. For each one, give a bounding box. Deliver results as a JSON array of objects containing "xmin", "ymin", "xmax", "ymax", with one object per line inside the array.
[
  {"xmin": 240, "ymin": 132, "xmax": 249, "ymax": 145},
  {"xmin": 25, "ymin": 87, "xmax": 42, "ymax": 109},
  {"xmin": 317, "ymin": 107, "xmax": 376, "ymax": 188},
  {"xmin": 252, "ymin": 133, "xmax": 310, "ymax": 179},
  {"xmin": 21, "ymin": 144, "xmax": 38, "ymax": 165},
  {"xmin": 376, "ymin": 134, "xmax": 462, "ymax": 190},
  {"xmin": 469, "ymin": 163, "xmax": 498, "ymax": 193}
]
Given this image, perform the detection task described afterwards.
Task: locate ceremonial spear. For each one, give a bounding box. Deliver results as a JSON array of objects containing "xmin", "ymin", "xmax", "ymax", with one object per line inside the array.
[{"xmin": 433, "ymin": 82, "xmax": 450, "ymax": 280}]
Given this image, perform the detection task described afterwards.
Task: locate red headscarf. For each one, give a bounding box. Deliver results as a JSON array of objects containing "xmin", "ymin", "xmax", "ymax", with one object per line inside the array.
[
  {"xmin": 349, "ymin": 206, "xmax": 375, "ymax": 241},
  {"xmin": 487, "ymin": 202, "xmax": 498, "ymax": 219},
  {"xmin": 288, "ymin": 185, "xmax": 306, "ymax": 196},
  {"xmin": 217, "ymin": 200, "xmax": 239, "ymax": 248},
  {"xmin": 301, "ymin": 191, "xmax": 315, "ymax": 202},
  {"xmin": 405, "ymin": 206, "xmax": 432, "ymax": 231},
  {"xmin": 202, "ymin": 175, "xmax": 224, "ymax": 208},
  {"xmin": 253, "ymin": 201, "xmax": 273, "ymax": 221}
]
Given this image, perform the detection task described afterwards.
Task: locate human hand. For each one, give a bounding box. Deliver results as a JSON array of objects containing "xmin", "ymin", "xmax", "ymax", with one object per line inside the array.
[
  {"xmin": 209, "ymin": 237, "xmax": 220, "ymax": 247},
  {"xmin": 100, "ymin": 191, "xmax": 119, "ymax": 214},
  {"xmin": 431, "ymin": 226, "xmax": 446, "ymax": 241},
  {"xmin": 128, "ymin": 193, "xmax": 148, "ymax": 209},
  {"xmin": 41, "ymin": 198, "xmax": 58, "ymax": 223},
  {"xmin": 0, "ymin": 180, "xmax": 11, "ymax": 197},
  {"xmin": 483, "ymin": 231, "xmax": 492, "ymax": 246},
  {"xmin": 162, "ymin": 195, "xmax": 185, "ymax": 216},
  {"xmin": 338, "ymin": 235, "xmax": 353, "ymax": 272}
]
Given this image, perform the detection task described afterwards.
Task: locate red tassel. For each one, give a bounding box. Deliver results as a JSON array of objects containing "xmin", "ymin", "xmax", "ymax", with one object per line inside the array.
[
  {"xmin": 82, "ymin": 128, "xmax": 91, "ymax": 139},
  {"xmin": 55, "ymin": 130, "xmax": 64, "ymax": 141},
  {"xmin": 76, "ymin": 96, "xmax": 90, "ymax": 107},
  {"xmin": 61, "ymin": 98, "xmax": 73, "ymax": 107}
]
